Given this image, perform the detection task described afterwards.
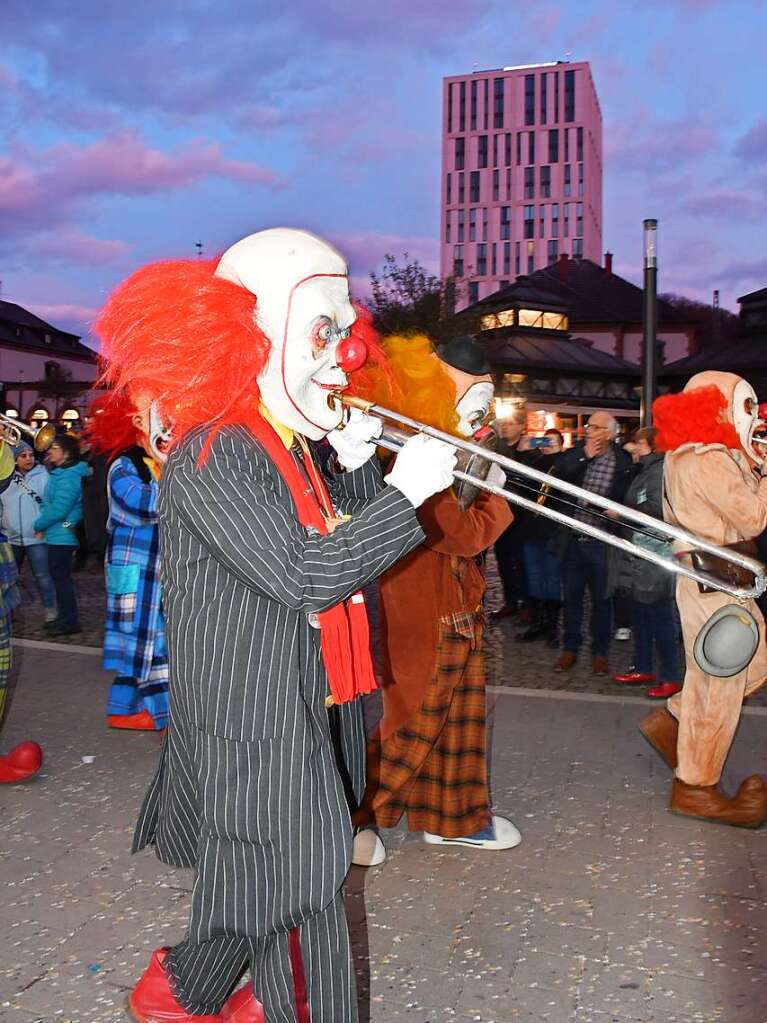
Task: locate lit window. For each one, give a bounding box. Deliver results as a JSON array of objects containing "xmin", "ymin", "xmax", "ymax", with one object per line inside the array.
[
  {"xmin": 61, "ymin": 409, "xmax": 80, "ymax": 424},
  {"xmin": 480, "ymin": 310, "xmax": 515, "ymax": 330},
  {"xmin": 4, "ymin": 408, "xmax": 19, "ymax": 419}
]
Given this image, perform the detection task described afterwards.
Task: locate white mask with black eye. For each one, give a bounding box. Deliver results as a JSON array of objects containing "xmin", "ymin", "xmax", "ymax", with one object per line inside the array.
[
  {"xmin": 455, "ymin": 381, "xmax": 495, "ymax": 438},
  {"xmin": 732, "ymin": 378, "xmax": 762, "ymax": 462}
]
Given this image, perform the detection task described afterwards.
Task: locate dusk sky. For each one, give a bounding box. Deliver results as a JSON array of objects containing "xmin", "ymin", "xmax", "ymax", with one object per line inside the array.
[{"xmin": 1, "ymin": 0, "xmax": 766, "ymax": 345}]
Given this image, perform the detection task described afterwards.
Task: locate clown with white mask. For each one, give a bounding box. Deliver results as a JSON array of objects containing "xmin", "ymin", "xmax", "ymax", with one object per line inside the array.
[
  {"xmin": 95, "ymin": 227, "xmax": 456, "ymax": 1023},
  {"xmin": 640, "ymin": 371, "xmax": 767, "ymax": 829}
]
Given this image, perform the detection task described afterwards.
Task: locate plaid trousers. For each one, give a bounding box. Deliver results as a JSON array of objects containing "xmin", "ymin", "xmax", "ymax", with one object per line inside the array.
[{"xmin": 356, "ymin": 616, "xmax": 491, "ymax": 839}]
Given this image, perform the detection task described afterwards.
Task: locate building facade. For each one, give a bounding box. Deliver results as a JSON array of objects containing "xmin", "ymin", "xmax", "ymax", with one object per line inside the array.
[
  {"xmin": 440, "ymin": 61, "xmax": 603, "ymax": 307},
  {"xmin": 0, "ymin": 300, "xmax": 98, "ymax": 432}
]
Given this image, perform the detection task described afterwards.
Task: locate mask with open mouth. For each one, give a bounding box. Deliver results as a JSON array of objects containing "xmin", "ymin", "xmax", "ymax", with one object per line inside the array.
[
  {"xmin": 215, "ymin": 229, "xmax": 360, "ymax": 440},
  {"xmin": 732, "ymin": 378, "xmax": 765, "ymax": 464}
]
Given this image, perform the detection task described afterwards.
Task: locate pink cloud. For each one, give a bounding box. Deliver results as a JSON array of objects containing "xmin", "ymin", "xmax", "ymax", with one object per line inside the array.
[
  {"xmin": 21, "ymin": 302, "xmax": 100, "ymax": 337},
  {"xmin": 31, "ymin": 230, "xmax": 132, "ymax": 266},
  {"xmin": 681, "ymin": 188, "xmax": 765, "ymax": 221},
  {"xmin": 606, "ymin": 114, "xmax": 717, "ymax": 173},
  {"xmin": 736, "ymin": 119, "xmax": 767, "ymax": 159},
  {"xmin": 331, "ymin": 232, "xmax": 439, "ymax": 279}
]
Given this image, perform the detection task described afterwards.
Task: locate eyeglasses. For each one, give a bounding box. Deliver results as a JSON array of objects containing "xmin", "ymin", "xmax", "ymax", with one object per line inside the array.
[{"xmin": 585, "ymin": 423, "xmax": 610, "ymax": 432}]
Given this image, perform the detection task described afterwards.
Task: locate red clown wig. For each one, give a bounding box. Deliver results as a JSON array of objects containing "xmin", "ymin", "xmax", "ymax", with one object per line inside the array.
[
  {"xmin": 653, "ymin": 385, "xmax": 740, "ymax": 452},
  {"xmin": 85, "ymin": 390, "xmax": 139, "ymax": 459}
]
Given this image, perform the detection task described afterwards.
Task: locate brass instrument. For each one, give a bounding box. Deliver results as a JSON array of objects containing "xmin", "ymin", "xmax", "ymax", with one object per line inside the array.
[
  {"xmin": 0, "ymin": 414, "xmax": 56, "ymax": 453},
  {"xmin": 337, "ymin": 394, "xmax": 767, "ymax": 602}
]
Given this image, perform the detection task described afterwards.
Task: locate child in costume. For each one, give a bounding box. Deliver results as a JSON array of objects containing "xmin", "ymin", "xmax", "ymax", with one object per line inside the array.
[
  {"xmin": 95, "ymin": 229, "xmax": 456, "ymax": 1023},
  {"xmin": 88, "ymin": 392, "xmax": 171, "ymax": 731},
  {"xmin": 640, "ymin": 371, "xmax": 767, "ymax": 827},
  {"xmin": 352, "ymin": 334, "xmax": 520, "ymax": 866}
]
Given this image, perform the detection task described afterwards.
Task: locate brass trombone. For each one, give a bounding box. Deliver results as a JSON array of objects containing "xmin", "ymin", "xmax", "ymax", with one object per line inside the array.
[
  {"xmin": 338, "ymin": 394, "xmax": 767, "ymax": 602},
  {"xmin": 0, "ymin": 413, "xmax": 57, "ymax": 452}
]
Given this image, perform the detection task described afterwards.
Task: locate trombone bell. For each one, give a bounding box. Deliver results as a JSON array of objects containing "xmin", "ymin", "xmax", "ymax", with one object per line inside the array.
[{"xmin": 0, "ymin": 413, "xmax": 56, "ymax": 453}]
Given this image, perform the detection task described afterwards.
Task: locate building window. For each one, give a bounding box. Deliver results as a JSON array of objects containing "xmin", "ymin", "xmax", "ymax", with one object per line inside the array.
[
  {"xmin": 578, "ymin": 162, "xmax": 584, "ymax": 196},
  {"xmin": 552, "ymin": 203, "xmax": 559, "ymax": 238},
  {"xmin": 548, "ymin": 129, "xmax": 559, "ymax": 163},
  {"xmin": 577, "ymin": 126, "xmax": 584, "ymax": 162},
  {"xmin": 491, "ymin": 242, "xmax": 497, "ymax": 276},
  {"xmin": 516, "ymin": 132, "xmax": 522, "ymax": 165},
  {"xmin": 478, "ymin": 135, "xmax": 488, "ymax": 168},
  {"xmin": 547, "ymin": 239, "xmax": 558, "ymax": 263},
  {"xmin": 540, "ymin": 165, "xmax": 551, "ymax": 198},
  {"xmin": 492, "ymin": 169, "xmax": 500, "ymax": 201},
  {"xmin": 484, "ymin": 78, "xmax": 489, "ymax": 130},
  {"xmin": 469, "ymin": 170, "xmax": 480, "ymax": 203},
  {"xmin": 455, "ymin": 137, "xmax": 465, "ymax": 171},
  {"xmin": 524, "ymin": 205, "xmax": 534, "ymax": 239},
  {"xmin": 506, "ymin": 167, "xmax": 512, "ymax": 198},
  {"xmin": 576, "ymin": 201, "xmax": 583, "ymax": 235},
  {"xmin": 564, "ymin": 69, "xmax": 575, "ymax": 122},
  {"xmin": 482, "ymin": 206, "xmax": 488, "ymax": 241},
  {"xmin": 572, "ymin": 237, "xmax": 583, "ymax": 258},
  {"xmin": 458, "ymin": 172, "xmax": 465, "ymax": 203},
  {"xmin": 527, "ymin": 240, "xmax": 535, "ymax": 274},
  {"xmin": 494, "ymin": 76, "xmax": 505, "ymax": 129},
  {"xmin": 564, "ymin": 164, "xmax": 571, "ymax": 196},
  {"xmin": 528, "ymin": 131, "xmax": 536, "ymax": 163},
  {"xmin": 446, "ymin": 173, "xmax": 452, "ymax": 204},
  {"xmin": 469, "ymin": 208, "xmax": 477, "ymax": 242},
  {"xmin": 524, "ymin": 165, "xmax": 535, "ymax": 199},
  {"xmin": 447, "ymin": 83, "xmax": 454, "ymax": 133},
  {"xmin": 564, "ymin": 203, "xmax": 570, "ymax": 237},
  {"xmin": 564, "ymin": 127, "xmax": 570, "ymax": 161},
  {"xmin": 540, "ymin": 72, "xmax": 547, "ymax": 124},
  {"xmin": 453, "ymin": 244, "xmax": 464, "ymax": 276},
  {"xmin": 539, "ymin": 205, "xmax": 545, "ymax": 239},
  {"xmin": 554, "ymin": 70, "xmax": 560, "ymax": 122},
  {"xmin": 515, "ymin": 241, "xmax": 521, "ymax": 274},
  {"xmin": 468, "ymin": 281, "xmax": 479, "ymax": 303},
  {"xmin": 500, "ymin": 206, "xmax": 511, "ymax": 240},
  {"xmin": 459, "ymin": 81, "xmax": 466, "ymax": 131},
  {"xmin": 445, "ymin": 214, "xmax": 451, "ymax": 243},
  {"xmin": 503, "ymin": 241, "xmax": 511, "ymax": 274},
  {"xmin": 457, "ymin": 208, "xmax": 465, "ymax": 242},
  {"xmin": 477, "ymin": 243, "xmax": 487, "ymax": 275},
  {"xmin": 525, "ymin": 73, "xmax": 535, "ymax": 125},
  {"xmin": 470, "ymin": 80, "xmax": 477, "ymax": 131},
  {"xmin": 492, "ymin": 134, "xmax": 499, "ymax": 168}
]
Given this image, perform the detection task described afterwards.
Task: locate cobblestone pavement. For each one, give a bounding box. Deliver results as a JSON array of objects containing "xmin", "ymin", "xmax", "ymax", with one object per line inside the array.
[{"xmin": 2, "ymin": 637, "xmax": 767, "ymax": 1021}]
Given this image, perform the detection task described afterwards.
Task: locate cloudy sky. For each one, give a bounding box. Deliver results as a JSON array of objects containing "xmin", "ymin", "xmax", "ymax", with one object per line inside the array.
[{"xmin": 1, "ymin": 0, "xmax": 765, "ymax": 344}]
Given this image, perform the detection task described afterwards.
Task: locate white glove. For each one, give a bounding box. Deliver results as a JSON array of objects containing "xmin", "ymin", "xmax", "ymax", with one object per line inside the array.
[
  {"xmin": 385, "ymin": 433, "xmax": 457, "ymax": 508},
  {"xmin": 327, "ymin": 408, "xmax": 384, "ymax": 470},
  {"xmin": 485, "ymin": 463, "xmax": 507, "ymax": 490}
]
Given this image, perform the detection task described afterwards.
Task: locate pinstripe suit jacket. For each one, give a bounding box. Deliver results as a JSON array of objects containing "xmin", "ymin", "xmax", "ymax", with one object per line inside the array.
[{"xmin": 133, "ymin": 425, "xmax": 423, "ymax": 941}]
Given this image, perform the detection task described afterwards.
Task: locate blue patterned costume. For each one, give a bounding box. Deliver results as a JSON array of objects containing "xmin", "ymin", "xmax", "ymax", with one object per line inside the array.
[{"xmin": 104, "ymin": 447, "xmax": 168, "ymax": 728}]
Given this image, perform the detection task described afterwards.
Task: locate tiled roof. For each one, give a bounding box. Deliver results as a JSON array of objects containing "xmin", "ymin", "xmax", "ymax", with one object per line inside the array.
[
  {"xmin": 468, "ymin": 258, "xmax": 693, "ymax": 326},
  {"xmin": 663, "ymin": 341, "xmax": 767, "ymax": 377},
  {"xmin": 0, "ymin": 300, "xmax": 96, "ymax": 361},
  {"xmin": 738, "ymin": 286, "xmax": 767, "ymax": 304},
  {"xmin": 481, "ymin": 331, "xmax": 639, "ymax": 375}
]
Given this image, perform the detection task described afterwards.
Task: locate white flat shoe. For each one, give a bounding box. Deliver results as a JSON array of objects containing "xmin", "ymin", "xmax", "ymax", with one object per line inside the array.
[
  {"xmin": 423, "ymin": 814, "xmax": 521, "ymax": 850},
  {"xmin": 352, "ymin": 828, "xmax": 386, "ymax": 866}
]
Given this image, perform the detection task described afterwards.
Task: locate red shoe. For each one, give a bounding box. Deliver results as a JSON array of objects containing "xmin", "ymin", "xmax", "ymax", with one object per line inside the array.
[
  {"xmin": 647, "ymin": 681, "xmax": 683, "ymax": 699},
  {"xmin": 612, "ymin": 671, "xmax": 656, "ymax": 685},
  {"xmin": 221, "ymin": 986, "xmax": 264, "ymax": 1023},
  {"xmin": 127, "ymin": 949, "xmax": 223, "ymax": 1022},
  {"xmin": 108, "ymin": 709, "xmax": 159, "ymax": 731},
  {"xmin": 0, "ymin": 742, "xmax": 43, "ymax": 784}
]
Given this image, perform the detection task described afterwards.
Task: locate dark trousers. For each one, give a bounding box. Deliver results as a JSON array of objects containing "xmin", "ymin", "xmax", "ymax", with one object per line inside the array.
[
  {"xmin": 46, "ymin": 545, "xmax": 79, "ymax": 629},
  {"xmin": 494, "ymin": 526, "xmax": 527, "ymax": 607},
  {"xmin": 562, "ymin": 539, "xmax": 611, "ymax": 657},
  {"xmin": 166, "ymin": 891, "xmax": 355, "ymax": 1021},
  {"xmin": 632, "ymin": 599, "xmax": 683, "ymax": 681}
]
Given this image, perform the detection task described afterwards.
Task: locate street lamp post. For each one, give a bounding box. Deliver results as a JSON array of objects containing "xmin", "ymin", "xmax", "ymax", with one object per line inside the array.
[{"xmin": 641, "ymin": 218, "xmax": 658, "ymax": 427}]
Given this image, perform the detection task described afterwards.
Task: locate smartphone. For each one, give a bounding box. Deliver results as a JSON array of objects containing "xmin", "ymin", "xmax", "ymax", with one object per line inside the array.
[{"xmin": 528, "ymin": 437, "xmax": 551, "ymax": 449}]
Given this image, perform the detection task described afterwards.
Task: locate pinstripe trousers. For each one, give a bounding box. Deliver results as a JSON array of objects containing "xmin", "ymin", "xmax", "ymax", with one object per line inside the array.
[{"xmin": 165, "ymin": 890, "xmax": 355, "ymax": 1021}]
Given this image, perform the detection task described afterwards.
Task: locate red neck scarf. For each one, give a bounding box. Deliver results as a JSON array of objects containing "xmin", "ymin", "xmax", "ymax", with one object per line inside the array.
[{"xmin": 247, "ymin": 416, "xmax": 378, "ymax": 705}]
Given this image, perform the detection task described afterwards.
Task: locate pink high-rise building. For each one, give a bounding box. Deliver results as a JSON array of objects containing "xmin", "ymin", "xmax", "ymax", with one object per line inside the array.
[{"xmin": 440, "ymin": 61, "xmax": 603, "ymax": 306}]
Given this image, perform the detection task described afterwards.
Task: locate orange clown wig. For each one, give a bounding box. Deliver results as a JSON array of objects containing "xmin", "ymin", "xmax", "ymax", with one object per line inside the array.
[{"xmin": 653, "ymin": 386, "xmax": 740, "ymax": 453}]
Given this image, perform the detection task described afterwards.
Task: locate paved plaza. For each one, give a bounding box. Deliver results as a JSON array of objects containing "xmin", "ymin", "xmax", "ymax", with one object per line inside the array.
[{"xmin": 2, "ymin": 630, "xmax": 767, "ymax": 1023}]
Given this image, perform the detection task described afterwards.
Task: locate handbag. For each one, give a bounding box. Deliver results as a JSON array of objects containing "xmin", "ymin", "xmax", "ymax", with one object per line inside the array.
[{"xmin": 688, "ymin": 540, "xmax": 759, "ymax": 595}]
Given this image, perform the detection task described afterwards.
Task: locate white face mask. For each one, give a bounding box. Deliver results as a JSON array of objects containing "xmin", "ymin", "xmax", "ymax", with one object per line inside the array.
[
  {"xmin": 132, "ymin": 401, "xmax": 173, "ymax": 464},
  {"xmin": 216, "ymin": 229, "xmax": 356, "ymax": 440},
  {"xmin": 732, "ymin": 378, "xmax": 763, "ymax": 463},
  {"xmin": 454, "ymin": 381, "xmax": 495, "ymax": 438}
]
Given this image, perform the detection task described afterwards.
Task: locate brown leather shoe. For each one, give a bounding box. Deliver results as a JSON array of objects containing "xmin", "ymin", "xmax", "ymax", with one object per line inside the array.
[
  {"xmin": 554, "ymin": 652, "xmax": 577, "ymax": 672},
  {"xmin": 670, "ymin": 776, "xmax": 767, "ymax": 828},
  {"xmin": 638, "ymin": 707, "xmax": 679, "ymax": 770},
  {"xmin": 592, "ymin": 656, "xmax": 609, "ymax": 675}
]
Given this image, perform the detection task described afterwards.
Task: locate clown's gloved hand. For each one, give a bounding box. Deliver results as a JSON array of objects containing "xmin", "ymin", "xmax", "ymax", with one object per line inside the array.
[
  {"xmin": 385, "ymin": 434, "xmax": 457, "ymax": 508},
  {"xmin": 327, "ymin": 408, "xmax": 384, "ymax": 471},
  {"xmin": 485, "ymin": 463, "xmax": 507, "ymax": 490}
]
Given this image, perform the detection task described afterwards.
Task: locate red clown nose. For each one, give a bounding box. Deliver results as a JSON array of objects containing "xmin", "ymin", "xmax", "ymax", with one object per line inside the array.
[{"xmin": 336, "ymin": 335, "xmax": 368, "ymax": 373}]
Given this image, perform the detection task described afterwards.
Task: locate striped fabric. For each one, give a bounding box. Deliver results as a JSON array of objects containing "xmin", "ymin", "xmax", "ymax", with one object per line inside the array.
[
  {"xmin": 358, "ymin": 615, "xmax": 491, "ymax": 839},
  {"xmin": 133, "ymin": 425, "xmax": 424, "ymax": 1016}
]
